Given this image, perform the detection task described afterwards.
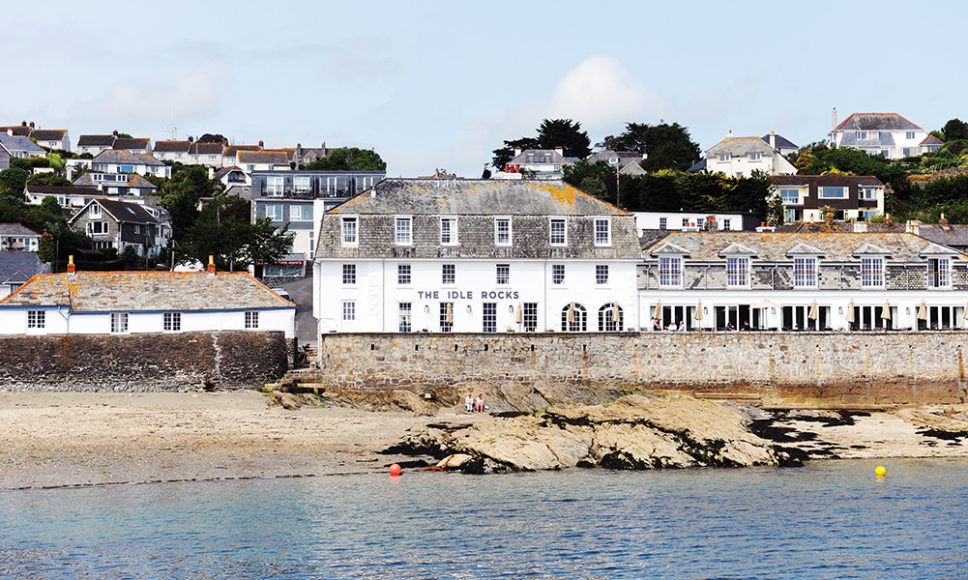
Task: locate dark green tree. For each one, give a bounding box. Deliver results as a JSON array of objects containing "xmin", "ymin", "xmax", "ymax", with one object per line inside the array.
[
  {"xmin": 563, "ymin": 160, "xmax": 613, "ymax": 200},
  {"xmin": 301, "ymin": 147, "xmax": 387, "ymax": 171},
  {"xmin": 27, "ymin": 173, "xmax": 72, "ymax": 187},
  {"xmin": 0, "ymin": 168, "xmax": 30, "ymax": 198},
  {"xmin": 535, "ymin": 119, "xmax": 591, "ymax": 158},
  {"xmin": 491, "ymin": 137, "xmax": 540, "ymax": 170},
  {"xmin": 159, "ymin": 165, "xmax": 223, "ymax": 241},
  {"xmin": 942, "ymin": 119, "xmax": 968, "ymax": 142},
  {"xmin": 604, "ymin": 122, "xmax": 701, "ymax": 171},
  {"xmin": 198, "ymin": 133, "xmax": 228, "ymax": 143}
]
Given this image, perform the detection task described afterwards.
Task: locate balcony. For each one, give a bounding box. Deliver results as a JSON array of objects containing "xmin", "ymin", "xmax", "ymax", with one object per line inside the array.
[{"xmin": 259, "ymin": 184, "xmax": 355, "ymax": 199}]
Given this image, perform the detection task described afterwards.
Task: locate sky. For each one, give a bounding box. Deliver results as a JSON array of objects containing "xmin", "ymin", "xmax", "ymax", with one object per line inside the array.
[{"xmin": 3, "ymin": 1, "xmax": 964, "ymax": 177}]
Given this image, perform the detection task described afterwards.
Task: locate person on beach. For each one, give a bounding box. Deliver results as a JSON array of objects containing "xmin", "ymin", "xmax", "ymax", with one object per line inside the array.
[
  {"xmin": 465, "ymin": 391, "xmax": 474, "ymax": 413},
  {"xmin": 475, "ymin": 394, "xmax": 485, "ymax": 413}
]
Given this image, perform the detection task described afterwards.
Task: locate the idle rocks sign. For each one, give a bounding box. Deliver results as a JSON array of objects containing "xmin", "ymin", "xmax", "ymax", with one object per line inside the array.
[{"xmin": 417, "ymin": 289, "xmax": 521, "ymax": 301}]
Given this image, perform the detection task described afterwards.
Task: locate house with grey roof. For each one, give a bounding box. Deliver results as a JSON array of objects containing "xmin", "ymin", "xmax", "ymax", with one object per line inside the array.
[
  {"xmin": 73, "ymin": 172, "xmax": 159, "ymax": 197},
  {"xmin": 828, "ymin": 112, "xmax": 941, "ymax": 159},
  {"xmin": 494, "ymin": 147, "xmax": 579, "ymax": 180},
  {"xmin": 640, "ymin": 231, "xmax": 968, "ymax": 332},
  {"xmin": 189, "ymin": 141, "xmax": 227, "ymax": 167},
  {"xmin": 586, "ymin": 150, "xmax": 646, "ymax": 175},
  {"xmin": 91, "ymin": 150, "xmax": 170, "ymax": 178},
  {"xmin": 76, "ymin": 134, "xmax": 117, "ymax": 156},
  {"xmin": 0, "ymin": 140, "xmax": 10, "ymax": 170},
  {"xmin": 313, "ymin": 178, "xmax": 641, "ymax": 335},
  {"xmin": 762, "ymin": 132, "xmax": 798, "ymax": 157},
  {"xmin": 771, "ymin": 174, "xmax": 885, "ymax": 224},
  {"xmin": 704, "ymin": 132, "xmax": 797, "ymax": 178},
  {"xmin": 68, "ymin": 198, "xmax": 169, "ymax": 257},
  {"xmin": 0, "ymin": 224, "xmax": 41, "ymax": 252},
  {"xmin": 30, "ymin": 129, "xmax": 70, "ymax": 152},
  {"xmin": 111, "ymin": 137, "xmax": 152, "ymax": 154},
  {"xmin": 152, "ymin": 140, "xmax": 193, "ymax": 163},
  {"xmin": 0, "ymin": 123, "xmax": 32, "ymax": 137},
  {"xmin": 0, "ymin": 270, "xmax": 295, "ymax": 337},
  {"xmin": 0, "ymin": 134, "xmax": 46, "ymax": 159},
  {"xmin": 0, "ymin": 252, "xmax": 49, "ymax": 299}
]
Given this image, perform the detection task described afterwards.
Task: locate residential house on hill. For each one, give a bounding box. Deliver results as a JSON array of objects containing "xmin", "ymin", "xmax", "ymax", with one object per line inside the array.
[
  {"xmin": 0, "ymin": 123, "xmax": 32, "ymax": 137},
  {"xmin": 111, "ymin": 137, "xmax": 152, "ymax": 154},
  {"xmin": 702, "ymin": 133, "xmax": 797, "ymax": 177},
  {"xmin": 0, "ymin": 140, "xmax": 10, "ymax": 170},
  {"xmin": 189, "ymin": 141, "xmax": 226, "ymax": 167},
  {"xmin": 214, "ymin": 166, "xmax": 248, "ymax": 187},
  {"xmin": 152, "ymin": 140, "xmax": 193, "ymax": 163},
  {"xmin": 771, "ymin": 175, "xmax": 885, "ymax": 223},
  {"xmin": 0, "ymin": 224, "xmax": 41, "ymax": 252},
  {"xmin": 495, "ymin": 147, "xmax": 579, "ymax": 180},
  {"xmin": 30, "ymin": 129, "xmax": 70, "ymax": 152},
  {"xmin": 907, "ymin": 218, "xmax": 968, "ymax": 254},
  {"xmin": 0, "ymin": 252, "xmax": 49, "ymax": 299},
  {"xmin": 762, "ymin": 132, "xmax": 798, "ymax": 157},
  {"xmin": 68, "ymin": 198, "xmax": 169, "ymax": 256},
  {"xmin": 0, "ymin": 270, "xmax": 295, "ymax": 337},
  {"xmin": 586, "ymin": 150, "xmax": 647, "ymax": 176},
  {"xmin": 25, "ymin": 184, "xmax": 154, "ymax": 211},
  {"xmin": 76, "ymin": 134, "xmax": 117, "ymax": 156},
  {"xmin": 237, "ymin": 150, "xmax": 290, "ymax": 172},
  {"xmin": 634, "ymin": 211, "xmax": 761, "ymax": 233},
  {"xmin": 0, "ymin": 134, "xmax": 46, "ymax": 159},
  {"xmin": 828, "ymin": 112, "xmax": 941, "ymax": 159},
  {"xmin": 222, "ymin": 143, "xmax": 263, "ymax": 167},
  {"xmin": 91, "ymin": 150, "xmax": 170, "ymax": 178},
  {"xmin": 73, "ymin": 173, "xmax": 158, "ymax": 197}
]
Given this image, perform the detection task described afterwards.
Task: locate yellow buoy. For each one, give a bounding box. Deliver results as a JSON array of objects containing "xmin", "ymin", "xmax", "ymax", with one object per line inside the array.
[{"xmin": 874, "ymin": 465, "xmax": 887, "ymax": 477}]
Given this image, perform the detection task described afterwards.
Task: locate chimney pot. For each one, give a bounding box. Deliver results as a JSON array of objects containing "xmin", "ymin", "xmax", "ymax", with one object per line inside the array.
[
  {"xmin": 188, "ymin": 135, "xmax": 194, "ymax": 142},
  {"xmin": 67, "ymin": 255, "xmax": 75, "ymax": 274},
  {"xmin": 113, "ymin": 130, "xmax": 119, "ymax": 137},
  {"xmin": 258, "ymin": 140, "xmax": 264, "ymax": 148},
  {"xmin": 29, "ymin": 121, "xmax": 35, "ymax": 129},
  {"xmin": 769, "ymin": 131, "xmax": 776, "ymax": 149},
  {"xmin": 207, "ymin": 255, "xmax": 216, "ymax": 274}
]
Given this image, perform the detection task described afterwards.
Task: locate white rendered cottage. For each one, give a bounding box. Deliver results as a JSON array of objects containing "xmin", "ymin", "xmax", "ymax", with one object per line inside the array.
[
  {"xmin": 0, "ymin": 267, "xmax": 295, "ymax": 337},
  {"xmin": 313, "ymin": 179, "xmax": 641, "ymax": 335},
  {"xmin": 829, "ymin": 112, "xmax": 942, "ymax": 159}
]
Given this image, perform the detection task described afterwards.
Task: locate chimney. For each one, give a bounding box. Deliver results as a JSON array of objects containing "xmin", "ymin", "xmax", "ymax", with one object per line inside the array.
[
  {"xmin": 905, "ymin": 220, "xmax": 921, "ymax": 236},
  {"xmin": 113, "ymin": 130, "xmax": 119, "ymax": 137},
  {"xmin": 769, "ymin": 131, "xmax": 776, "ymax": 149},
  {"xmin": 29, "ymin": 121, "xmax": 35, "ymax": 129},
  {"xmin": 554, "ymin": 146, "xmax": 564, "ymax": 156},
  {"xmin": 258, "ymin": 140, "xmax": 264, "ymax": 148},
  {"xmin": 726, "ymin": 129, "xmax": 733, "ymax": 139},
  {"xmin": 705, "ymin": 215, "xmax": 716, "ymax": 231},
  {"xmin": 188, "ymin": 135, "xmax": 194, "ymax": 143},
  {"xmin": 940, "ymin": 213, "xmax": 951, "ymax": 232},
  {"xmin": 207, "ymin": 255, "xmax": 216, "ymax": 274},
  {"xmin": 832, "ymin": 107, "xmax": 838, "ymax": 131},
  {"xmin": 20, "ymin": 120, "xmax": 27, "ymax": 127},
  {"xmin": 67, "ymin": 255, "xmax": 75, "ymax": 274}
]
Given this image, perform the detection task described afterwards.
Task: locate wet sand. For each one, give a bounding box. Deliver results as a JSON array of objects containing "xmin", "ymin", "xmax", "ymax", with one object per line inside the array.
[{"xmin": 0, "ymin": 392, "xmax": 964, "ymax": 489}]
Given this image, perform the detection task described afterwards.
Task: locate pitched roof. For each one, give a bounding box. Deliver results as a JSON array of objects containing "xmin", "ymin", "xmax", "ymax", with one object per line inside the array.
[
  {"xmin": 92, "ymin": 150, "xmax": 164, "ymax": 165},
  {"xmin": 223, "ymin": 145, "xmax": 262, "ymax": 157},
  {"xmin": 215, "ymin": 166, "xmax": 244, "ymax": 178},
  {"xmin": 0, "ymin": 271, "xmax": 295, "ymax": 312},
  {"xmin": 190, "ymin": 142, "xmax": 225, "ymax": 155},
  {"xmin": 330, "ymin": 178, "xmax": 627, "ymax": 216},
  {"xmin": 761, "ymin": 134, "xmax": 798, "ymax": 149},
  {"xmin": 0, "ymin": 125, "xmax": 31, "ymax": 137},
  {"xmin": 77, "ymin": 134, "xmax": 117, "ymax": 147},
  {"xmin": 920, "ymin": 134, "xmax": 944, "ymax": 145},
  {"xmin": 0, "ymin": 223, "xmax": 40, "ymax": 237},
  {"xmin": 25, "ymin": 184, "xmax": 102, "ymax": 196},
  {"xmin": 0, "ymin": 252, "xmax": 49, "ymax": 286},
  {"xmin": 510, "ymin": 149, "xmax": 566, "ymax": 164},
  {"xmin": 71, "ymin": 199, "xmax": 158, "ymax": 224},
  {"xmin": 586, "ymin": 150, "xmax": 642, "ymax": 163},
  {"xmin": 645, "ymin": 232, "xmax": 961, "ymax": 262},
  {"xmin": 687, "ymin": 158, "xmax": 707, "ymax": 172},
  {"xmin": 112, "ymin": 137, "xmax": 151, "ymax": 150},
  {"xmin": 707, "ymin": 137, "xmax": 775, "ymax": 156},
  {"xmin": 73, "ymin": 173, "xmax": 158, "ymax": 190},
  {"xmin": 770, "ymin": 174, "xmax": 884, "ymax": 187},
  {"xmin": 914, "ymin": 224, "xmax": 968, "ymax": 248},
  {"xmin": 835, "ymin": 112, "xmax": 922, "ymax": 132},
  {"xmin": 237, "ymin": 150, "xmax": 290, "ymax": 165},
  {"xmin": 153, "ymin": 140, "xmax": 192, "ymax": 152},
  {"xmin": 30, "ymin": 129, "xmax": 67, "ymax": 141},
  {"xmin": 0, "ymin": 134, "xmax": 45, "ymax": 154}
]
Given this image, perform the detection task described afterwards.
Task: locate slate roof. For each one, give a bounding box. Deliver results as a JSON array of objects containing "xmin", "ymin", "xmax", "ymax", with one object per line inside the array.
[
  {"xmin": 215, "ymin": 166, "xmax": 244, "ymax": 178},
  {"xmin": 586, "ymin": 150, "xmax": 642, "ymax": 164},
  {"xmin": 920, "ymin": 134, "xmax": 944, "ymax": 145},
  {"xmin": 838, "ymin": 132, "xmax": 896, "ymax": 148},
  {"xmin": 92, "ymin": 150, "xmax": 164, "ymax": 166},
  {"xmin": 510, "ymin": 149, "xmax": 566, "ymax": 164},
  {"xmin": 237, "ymin": 150, "xmax": 290, "ymax": 165},
  {"xmin": 331, "ymin": 179, "xmax": 628, "ymax": 216},
  {"xmin": 0, "ymin": 271, "xmax": 295, "ymax": 312},
  {"xmin": 835, "ymin": 113, "xmax": 922, "ymax": 132},
  {"xmin": 69, "ymin": 199, "xmax": 158, "ymax": 225},
  {"xmin": 0, "ymin": 252, "xmax": 49, "ymax": 286},
  {"xmin": 73, "ymin": 173, "xmax": 158, "ymax": 190},
  {"xmin": 761, "ymin": 134, "xmax": 797, "ymax": 149},
  {"xmin": 0, "ymin": 125, "xmax": 31, "ymax": 137},
  {"xmin": 0, "ymin": 223, "xmax": 40, "ymax": 237},
  {"xmin": 30, "ymin": 129, "xmax": 67, "ymax": 141},
  {"xmin": 25, "ymin": 184, "xmax": 102, "ymax": 197},
  {"xmin": 223, "ymin": 145, "xmax": 262, "ymax": 157},
  {"xmin": 189, "ymin": 142, "xmax": 225, "ymax": 155},
  {"xmin": 644, "ymin": 232, "xmax": 960, "ymax": 262},
  {"xmin": 153, "ymin": 140, "xmax": 192, "ymax": 152},
  {"xmin": 77, "ymin": 134, "xmax": 116, "ymax": 147},
  {"xmin": 914, "ymin": 225, "xmax": 968, "ymax": 249},
  {"xmin": 770, "ymin": 175, "xmax": 884, "ymax": 188},
  {"xmin": 0, "ymin": 134, "xmax": 45, "ymax": 154},
  {"xmin": 112, "ymin": 137, "xmax": 151, "ymax": 150},
  {"xmin": 708, "ymin": 137, "xmax": 775, "ymax": 156},
  {"xmin": 687, "ymin": 158, "xmax": 707, "ymax": 172}
]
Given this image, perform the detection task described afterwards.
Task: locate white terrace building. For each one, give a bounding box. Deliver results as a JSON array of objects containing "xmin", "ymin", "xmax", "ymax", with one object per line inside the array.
[
  {"xmin": 640, "ymin": 231, "xmax": 968, "ymax": 332},
  {"xmin": 0, "ymin": 270, "xmax": 295, "ymax": 337},
  {"xmin": 313, "ymin": 179, "xmax": 641, "ymax": 335}
]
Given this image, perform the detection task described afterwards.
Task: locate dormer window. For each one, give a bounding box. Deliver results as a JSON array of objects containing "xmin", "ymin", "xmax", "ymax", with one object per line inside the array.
[
  {"xmin": 494, "ymin": 218, "xmax": 512, "ymax": 246},
  {"xmin": 658, "ymin": 256, "xmax": 683, "ymax": 288},
  {"xmin": 793, "ymin": 257, "xmax": 818, "ymax": 288},
  {"xmin": 726, "ymin": 257, "xmax": 750, "ymax": 288},
  {"xmin": 440, "ymin": 217, "xmax": 458, "ymax": 245},
  {"xmin": 395, "ymin": 216, "xmax": 412, "ymax": 246},
  {"xmin": 549, "ymin": 218, "xmax": 567, "ymax": 246},
  {"xmin": 861, "ymin": 257, "xmax": 885, "ymax": 288},
  {"xmin": 593, "ymin": 218, "xmax": 611, "ymax": 247},
  {"xmin": 928, "ymin": 257, "xmax": 951, "ymax": 288},
  {"xmin": 340, "ymin": 217, "xmax": 358, "ymax": 245}
]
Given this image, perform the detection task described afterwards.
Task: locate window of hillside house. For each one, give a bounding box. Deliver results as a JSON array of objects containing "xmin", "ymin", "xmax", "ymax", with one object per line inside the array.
[
  {"xmin": 726, "ymin": 257, "xmax": 750, "ymax": 287},
  {"xmin": 495, "ymin": 218, "xmax": 511, "ymax": 246},
  {"xmin": 395, "ymin": 217, "xmax": 412, "ymax": 245},
  {"xmin": 819, "ymin": 187, "xmax": 847, "ymax": 199},
  {"xmin": 658, "ymin": 256, "xmax": 682, "ymax": 287},
  {"xmin": 861, "ymin": 257, "xmax": 885, "ymax": 288},
  {"xmin": 341, "ymin": 217, "xmax": 358, "ymax": 245},
  {"xmin": 550, "ymin": 218, "xmax": 567, "ymax": 246},
  {"xmin": 594, "ymin": 218, "xmax": 611, "ymax": 246},
  {"xmin": 244, "ymin": 311, "xmax": 259, "ymax": 329},
  {"xmin": 440, "ymin": 217, "xmax": 457, "ymax": 245},
  {"xmin": 793, "ymin": 257, "xmax": 818, "ymax": 288}
]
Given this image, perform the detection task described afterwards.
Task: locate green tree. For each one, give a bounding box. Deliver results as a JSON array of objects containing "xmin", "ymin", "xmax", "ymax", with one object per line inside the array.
[
  {"xmin": 198, "ymin": 133, "xmax": 228, "ymax": 143},
  {"xmin": 27, "ymin": 173, "xmax": 72, "ymax": 187},
  {"xmin": 563, "ymin": 160, "xmax": 613, "ymax": 200},
  {"xmin": 604, "ymin": 122, "xmax": 701, "ymax": 171},
  {"xmin": 301, "ymin": 147, "xmax": 387, "ymax": 171},
  {"xmin": 0, "ymin": 168, "xmax": 30, "ymax": 198},
  {"xmin": 491, "ymin": 137, "xmax": 540, "ymax": 170},
  {"xmin": 490, "ymin": 119, "xmax": 591, "ymax": 169},
  {"xmin": 942, "ymin": 119, "xmax": 968, "ymax": 142},
  {"xmin": 159, "ymin": 165, "xmax": 223, "ymax": 241}
]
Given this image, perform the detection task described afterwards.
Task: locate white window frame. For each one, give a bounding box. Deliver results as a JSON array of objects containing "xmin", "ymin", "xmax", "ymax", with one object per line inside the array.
[
  {"xmin": 395, "ymin": 216, "xmax": 413, "ymax": 246},
  {"xmin": 439, "ymin": 217, "xmax": 458, "ymax": 246},
  {"xmin": 658, "ymin": 256, "xmax": 683, "ymax": 288},
  {"xmin": 748, "ymin": 152, "xmax": 762, "ymax": 161},
  {"xmin": 595, "ymin": 265, "xmax": 609, "ymax": 285},
  {"xmin": 496, "ymin": 264, "xmax": 510, "ymax": 285},
  {"xmin": 293, "ymin": 176, "xmax": 311, "ymax": 194},
  {"xmin": 594, "ymin": 218, "xmax": 612, "ymax": 247},
  {"xmin": 244, "ymin": 311, "xmax": 259, "ymax": 329},
  {"xmin": 397, "ymin": 264, "xmax": 412, "ymax": 286},
  {"xmin": 27, "ymin": 310, "xmax": 45, "ymax": 329},
  {"xmin": 793, "ymin": 257, "xmax": 819, "ymax": 289},
  {"xmin": 289, "ymin": 205, "xmax": 310, "ymax": 221},
  {"xmin": 725, "ymin": 256, "xmax": 751, "ymax": 288},
  {"xmin": 860, "ymin": 257, "xmax": 885, "ymax": 288},
  {"xmin": 929, "ymin": 257, "xmax": 952, "ymax": 289},
  {"xmin": 398, "ymin": 302, "xmax": 412, "ymax": 333},
  {"xmin": 266, "ymin": 176, "xmax": 285, "ymax": 197},
  {"xmin": 549, "ymin": 218, "xmax": 567, "ymax": 246},
  {"xmin": 552, "ymin": 264, "xmax": 565, "ymax": 285},
  {"xmin": 779, "ymin": 188, "xmax": 800, "ymax": 205},
  {"xmin": 717, "ymin": 153, "xmax": 731, "ymax": 162},
  {"xmin": 163, "ymin": 312, "xmax": 181, "ymax": 332},
  {"xmin": 342, "ymin": 300, "xmax": 356, "ymax": 321},
  {"xmin": 110, "ymin": 312, "xmax": 129, "ymax": 333},
  {"xmin": 818, "ymin": 187, "xmax": 847, "ymax": 199},
  {"xmin": 340, "ymin": 216, "xmax": 358, "ymax": 246},
  {"xmin": 265, "ymin": 204, "xmax": 284, "ymax": 220},
  {"xmin": 90, "ymin": 205, "xmax": 102, "ymax": 218},
  {"xmin": 858, "ymin": 187, "xmax": 878, "ymax": 201},
  {"xmin": 442, "ymin": 263, "xmax": 456, "ymax": 285},
  {"xmin": 342, "ymin": 263, "xmax": 356, "ymax": 286},
  {"xmin": 482, "ymin": 302, "xmax": 497, "ymax": 333},
  {"xmin": 494, "ymin": 217, "xmax": 512, "ymax": 247},
  {"xmin": 906, "ymin": 131, "xmax": 916, "ymax": 140}
]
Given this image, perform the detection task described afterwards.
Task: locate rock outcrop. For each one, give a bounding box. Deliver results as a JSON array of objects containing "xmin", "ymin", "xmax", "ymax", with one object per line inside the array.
[{"xmin": 390, "ymin": 394, "xmax": 800, "ymax": 473}]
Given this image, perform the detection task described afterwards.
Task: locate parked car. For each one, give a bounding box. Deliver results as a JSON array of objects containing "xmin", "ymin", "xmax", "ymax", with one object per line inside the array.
[{"xmin": 273, "ymin": 288, "xmax": 292, "ymax": 302}]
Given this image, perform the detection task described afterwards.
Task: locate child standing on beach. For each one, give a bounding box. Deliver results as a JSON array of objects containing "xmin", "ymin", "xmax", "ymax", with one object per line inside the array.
[{"xmin": 465, "ymin": 391, "xmax": 474, "ymax": 413}]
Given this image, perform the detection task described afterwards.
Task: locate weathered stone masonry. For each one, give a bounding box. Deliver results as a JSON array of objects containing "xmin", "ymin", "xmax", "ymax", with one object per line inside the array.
[
  {"xmin": 319, "ymin": 332, "xmax": 968, "ymax": 405},
  {"xmin": 0, "ymin": 331, "xmax": 289, "ymax": 391}
]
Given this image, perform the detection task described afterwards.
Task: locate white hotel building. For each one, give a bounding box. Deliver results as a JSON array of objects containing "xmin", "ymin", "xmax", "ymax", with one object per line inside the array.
[{"xmin": 313, "ymin": 179, "xmax": 642, "ymax": 334}]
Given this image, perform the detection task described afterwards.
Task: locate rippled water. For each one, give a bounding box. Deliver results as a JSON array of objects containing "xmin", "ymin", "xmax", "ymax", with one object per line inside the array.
[{"xmin": 1, "ymin": 459, "xmax": 966, "ymax": 579}]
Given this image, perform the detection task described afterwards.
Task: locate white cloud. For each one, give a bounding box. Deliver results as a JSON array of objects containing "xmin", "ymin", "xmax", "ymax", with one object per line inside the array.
[
  {"xmin": 91, "ymin": 62, "xmax": 226, "ymax": 124},
  {"xmin": 547, "ymin": 55, "xmax": 659, "ymax": 133}
]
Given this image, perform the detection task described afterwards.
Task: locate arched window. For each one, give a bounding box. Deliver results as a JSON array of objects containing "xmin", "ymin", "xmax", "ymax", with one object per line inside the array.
[
  {"xmin": 560, "ymin": 303, "xmax": 587, "ymax": 332},
  {"xmin": 598, "ymin": 303, "xmax": 624, "ymax": 332}
]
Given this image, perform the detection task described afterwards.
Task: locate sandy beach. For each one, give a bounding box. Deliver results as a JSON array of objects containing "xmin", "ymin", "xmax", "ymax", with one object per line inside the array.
[{"xmin": 0, "ymin": 391, "xmax": 965, "ymax": 489}]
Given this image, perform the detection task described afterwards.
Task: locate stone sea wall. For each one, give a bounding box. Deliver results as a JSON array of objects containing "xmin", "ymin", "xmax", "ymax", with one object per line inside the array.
[
  {"xmin": 318, "ymin": 332, "xmax": 968, "ymax": 406},
  {"xmin": 0, "ymin": 331, "xmax": 289, "ymax": 391}
]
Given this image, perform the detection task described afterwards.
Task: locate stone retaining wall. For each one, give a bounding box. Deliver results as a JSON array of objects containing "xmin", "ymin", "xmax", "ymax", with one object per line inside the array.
[
  {"xmin": 0, "ymin": 331, "xmax": 289, "ymax": 391},
  {"xmin": 318, "ymin": 332, "xmax": 968, "ymax": 405}
]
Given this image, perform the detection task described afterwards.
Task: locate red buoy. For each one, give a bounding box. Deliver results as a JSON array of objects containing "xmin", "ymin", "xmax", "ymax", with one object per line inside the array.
[{"xmin": 389, "ymin": 463, "xmax": 403, "ymax": 477}]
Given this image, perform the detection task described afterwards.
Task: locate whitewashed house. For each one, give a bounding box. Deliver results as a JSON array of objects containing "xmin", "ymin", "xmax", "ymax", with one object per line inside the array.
[
  {"xmin": 30, "ymin": 129, "xmax": 70, "ymax": 152},
  {"xmin": 0, "ymin": 224, "xmax": 41, "ymax": 252},
  {"xmin": 0, "ymin": 252, "xmax": 49, "ymax": 299},
  {"xmin": 152, "ymin": 140, "xmax": 193, "ymax": 163},
  {"xmin": 189, "ymin": 141, "xmax": 227, "ymax": 167},
  {"xmin": 703, "ymin": 133, "xmax": 797, "ymax": 178},
  {"xmin": 73, "ymin": 173, "xmax": 159, "ymax": 197},
  {"xmin": 493, "ymin": 148, "xmax": 578, "ymax": 180},
  {"xmin": 0, "ymin": 134, "xmax": 46, "ymax": 159},
  {"xmin": 24, "ymin": 184, "xmax": 148, "ymax": 210},
  {"xmin": 828, "ymin": 112, "xmax": 942, "ymax": 159},
  {"xmin": 640, "ymin": 231, "xmax": 968, "ymax": 332},
  {"xmin": 0, "ymin": 268, "xmax": 296, "ymax": 337},
  {"xmin": 111, "ymin": 137, "xmax": 152, "ymax": 154},
  {"xmin": 313, "ymin": 179, "xmax": 641, "ymax": 335},
  {"xmin": 91, "ymin": 150, "xmax": 171, "ymax": 178},
  {"xmin": 76, "ymin": 134, "xmax": 116, "ymax": 156},
  {"xmin": 633, "ymin": 211, "xmax": 761, "ymax": 233}
]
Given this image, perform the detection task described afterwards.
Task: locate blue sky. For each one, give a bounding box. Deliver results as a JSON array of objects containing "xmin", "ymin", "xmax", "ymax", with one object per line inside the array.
[{"xmin": 3, "ymin": 1, "xmax": 963, "ymax": 176}]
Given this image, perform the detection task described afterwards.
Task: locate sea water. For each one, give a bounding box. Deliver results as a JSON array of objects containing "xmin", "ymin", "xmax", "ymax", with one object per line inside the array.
[{"xmin": 1, "ymin": 459, "xmax": 966, "ymax": 579}]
